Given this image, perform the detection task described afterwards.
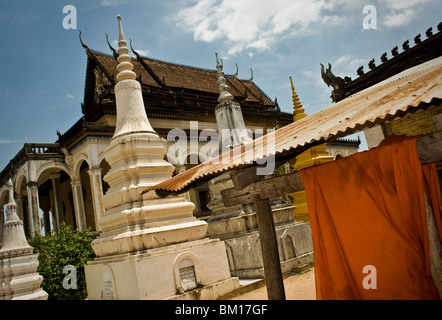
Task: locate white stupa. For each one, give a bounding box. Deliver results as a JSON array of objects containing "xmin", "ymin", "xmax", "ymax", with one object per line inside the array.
[
  {"xmin": 84, "ymin": 15, "xmax": 239, "ymax": 300},
  {"xmin": 0, "ymin": 179, "xmax": 48, "ymax": 300}
]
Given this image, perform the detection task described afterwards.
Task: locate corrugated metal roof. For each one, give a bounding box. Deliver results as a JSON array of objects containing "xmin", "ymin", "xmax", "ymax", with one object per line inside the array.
[{"xmin": 144, "ymin": 56, "xmax": 442, "ymax": 194}]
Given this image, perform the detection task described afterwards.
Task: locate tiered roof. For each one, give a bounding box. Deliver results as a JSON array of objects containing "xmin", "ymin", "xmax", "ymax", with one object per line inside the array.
[{"xmin": 79, "ymin": 37, "xmax": 289, "ymax": 122}]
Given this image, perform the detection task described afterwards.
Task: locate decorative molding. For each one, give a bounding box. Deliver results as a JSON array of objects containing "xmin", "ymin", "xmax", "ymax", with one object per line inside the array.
[{"xmin": 114, "ymin": 80, "xmax": 141, "ymax": 93}]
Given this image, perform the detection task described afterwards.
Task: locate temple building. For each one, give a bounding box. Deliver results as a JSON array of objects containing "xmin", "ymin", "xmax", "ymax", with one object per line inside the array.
[
  {"xmin": 0, "ymin": 22, "xmax": 359, "ymax": 243},
  {"xmin": 0, "ymin": 30, "xmax": 294, "ymax": 239}
]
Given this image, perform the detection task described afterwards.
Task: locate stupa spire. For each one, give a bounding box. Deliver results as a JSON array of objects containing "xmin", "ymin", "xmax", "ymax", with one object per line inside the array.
[
  {"xmin": 6, "ymin": 179, "xmax": 19, "ymax": 221},
  {"xmin": 111, "ymin": 15, "xmax": 154, "ymax": 138},
  {"xmin": 290, "ymin": 76, "xmax": 307, "ymax": 122},
  {"xmin": 215, "ymin": 52, "xmax": 234, "ymax": 103},
  {"xmin": 116, "ymin": 15, "xmax": 136, "ymax": 82}
]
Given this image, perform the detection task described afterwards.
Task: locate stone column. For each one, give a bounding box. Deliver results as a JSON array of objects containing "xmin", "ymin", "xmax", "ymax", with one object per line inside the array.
[
  {"xmin": 87, "ymin": 168, "xmax": 104, "ymax": 232},
  {"xmin": 26, "ymin": 182, "xmax": 40, "ymax": 236},
  {"xmin": 0, "ymin": 207, "xmax": 4, "ymax": 245},
  {"xmin": 50, "ymin": 174, "xmax": 64, "ymax": 231},
  {"xmin": 39, "ymin": 193, "xmax": 52, "ymax": 235},
  {"xmin": 71, "ymin": 180, "xmax": 87, "ymax": 230},
  {"xmin": 15, "ymin": 196, "xmax": 24, "ymax": 222}
]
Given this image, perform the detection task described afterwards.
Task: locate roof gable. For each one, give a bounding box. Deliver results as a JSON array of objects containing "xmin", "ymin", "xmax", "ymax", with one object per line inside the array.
[{"xmin": 88, "ymin": 50, "xmax": 276, "ymax": 106}]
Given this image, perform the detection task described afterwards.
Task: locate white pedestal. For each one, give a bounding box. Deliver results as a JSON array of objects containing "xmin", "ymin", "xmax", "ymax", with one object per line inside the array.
[{"xmin": 85, "ymin": 238, "xmax": 239, "ymax": 300}]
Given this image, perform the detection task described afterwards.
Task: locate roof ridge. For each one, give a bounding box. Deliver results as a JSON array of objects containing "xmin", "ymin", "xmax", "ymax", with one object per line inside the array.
[
  {"xmin": 140, "ymin": 55, "xmax": 219, "ymax": 73},
  {"xmin": 354, "ymin": 22, "xmax": 441, "ymax": 78},
  {"xmin": 349, "ymin": 56, "xmax": 442, "ymax": 98}
]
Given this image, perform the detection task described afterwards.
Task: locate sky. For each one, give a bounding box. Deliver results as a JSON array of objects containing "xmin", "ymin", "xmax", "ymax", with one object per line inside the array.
[{"xmin": 0, "ymin": 0, "xmax": 441, "ymax": 170}]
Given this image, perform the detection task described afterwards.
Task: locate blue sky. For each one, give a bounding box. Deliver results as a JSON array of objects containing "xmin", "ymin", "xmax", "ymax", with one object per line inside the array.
[{"xmin": 0, "ymin": 0, "xmax": 441, "ymax": 170}]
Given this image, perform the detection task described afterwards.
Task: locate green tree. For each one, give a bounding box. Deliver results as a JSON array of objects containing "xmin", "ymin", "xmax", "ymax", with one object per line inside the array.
[{"xmin": 28, "ymin": 222, "xmax": 95, "ymax": 300}]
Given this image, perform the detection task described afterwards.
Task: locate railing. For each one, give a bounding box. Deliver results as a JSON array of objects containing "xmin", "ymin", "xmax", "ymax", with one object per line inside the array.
[
  {"xmin": 0, "ymin": 143, "xmax": 65, "ymax": 184},
  {"xmin": 24, "ymin": 143, "xmax": 64, "ymax": 155}
]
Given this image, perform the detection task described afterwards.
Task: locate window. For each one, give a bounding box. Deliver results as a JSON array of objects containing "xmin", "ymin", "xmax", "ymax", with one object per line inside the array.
[{"xmin": 197, "ymin": 188, "xmax": 211, "ymax": 213}]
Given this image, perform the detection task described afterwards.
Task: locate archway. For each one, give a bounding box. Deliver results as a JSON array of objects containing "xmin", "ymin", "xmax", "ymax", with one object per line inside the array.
[
  {"xmin": 36, "ymin": 164, "xmax": 75, "ymax": 234},
  {"xmin": 79, "ymin": 160, "xmax": 96, "ymax": 231}
]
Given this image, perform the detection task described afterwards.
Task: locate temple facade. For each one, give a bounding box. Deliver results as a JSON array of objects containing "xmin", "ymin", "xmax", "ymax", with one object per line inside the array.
[
  {"xmin": 0, "ymin": 32, "xmax": 294, "ymax": 239},
  {"xmin": 0, "ymin": 20, "xmax": 359, "ymax": 246}
]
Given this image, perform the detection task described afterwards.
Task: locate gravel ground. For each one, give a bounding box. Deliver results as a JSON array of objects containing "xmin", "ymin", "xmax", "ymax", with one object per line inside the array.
[{"xmin": 231, "ymin": 268, "xmax": 316, "ymax": 300}]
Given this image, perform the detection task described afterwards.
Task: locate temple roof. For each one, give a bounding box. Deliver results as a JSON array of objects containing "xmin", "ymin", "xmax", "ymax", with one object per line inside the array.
[
  {"xmin": 322, "ymin": 22, "xmax": 442, "ymax": 102},
  {"xmin": 54, "ymin": 37, "xmax": 293, "ymax": 151},
  {"xmin": 87, "ymin": 48, "xmax": 277, "ymax": 108},
  {"xmin": 76, "ymin": 44, "xmax": 293, "ymax": 131}
]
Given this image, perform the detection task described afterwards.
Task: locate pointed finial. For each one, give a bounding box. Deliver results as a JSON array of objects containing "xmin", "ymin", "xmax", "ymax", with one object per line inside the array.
[
  {"xmin": 117, "ymin": 15, "xmax": 124, "ymax": 41},
  {"xmin": 106, "ymin": 33, "xmax": 118, "ymax": 60},
  {"xmin": 249, "ymin": 68, "xmax": 253, "ymax": 81},
  {"xmin": 6, "ymin": 179, "xmax": 19, "ymax": 221},
  {"xmin": 215, "ymin": 52, "xmax": 223, "ymax": 70},
  {"xmin": 290, "ymin": 76, "xmax": 307, "ymax": 122},
  {"xmin": 78, "ymin": 29, "xmax": 89, "ymax": 50},
  {"xmin": 215, "ymin": 53, "xmax": 233, "ymax": 103},
  {"xmin": 115, "ymin": 15, "xmax": 136, "ymax": 83}
]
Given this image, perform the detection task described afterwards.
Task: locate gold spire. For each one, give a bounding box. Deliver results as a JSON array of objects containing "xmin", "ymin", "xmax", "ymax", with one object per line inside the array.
[{"xmin": 290, "ymin": 76, "xmax": 307, "ymax": 122}]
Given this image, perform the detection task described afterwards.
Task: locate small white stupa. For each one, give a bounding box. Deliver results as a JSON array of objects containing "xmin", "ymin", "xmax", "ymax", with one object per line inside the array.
[
  {"xmin": 0, "ymin": 179, "xmax": 48, "ymax": 300},
  {"xmin": 214, "ymin": 53, "xmax": 253, "ymax": 152},
  {"xmin": 84, "ymin": 15, "xmax": 239, "ymax": 300}
]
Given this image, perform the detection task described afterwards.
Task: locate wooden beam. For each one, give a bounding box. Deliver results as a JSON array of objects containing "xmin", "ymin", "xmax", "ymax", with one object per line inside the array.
[
  {"xmin": 222, "ymin": 171, "xmax": 304, "ymax": 207},
  {"xmin": 254, "ymin": 198, "xmax": 286, "ymax": 300},
  {"xmin": 229, "ymin": 160, "xmax": 284, "ymax": 190},
  {"xmin": 229, "ymin": 165, "xmax": 265, "ymax": 191}
]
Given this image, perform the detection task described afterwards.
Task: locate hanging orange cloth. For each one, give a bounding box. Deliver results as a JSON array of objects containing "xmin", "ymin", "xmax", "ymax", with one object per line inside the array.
[{"xmin": 300, "ymin": 135, "xmax": 441, "ymax": 300}]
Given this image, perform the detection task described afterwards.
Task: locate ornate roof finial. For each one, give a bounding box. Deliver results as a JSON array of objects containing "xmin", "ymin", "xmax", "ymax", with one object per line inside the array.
[
  {"xmin": 115, "ymin": 15, "xmax": 136, "ymax": 83},
  {"xmin": 215, "ymin": 52, "xmax": 234, "ymax": 103},
  {"xmin": 234, "ymin": 63, "xmax": 238, "ymax": 78},
  {"xmin": 78, "ymin": 29, "xmax": 91, "ymax": 53},
  {"xmin": 249, "ymin": 68, "xmax": 253, "ymax": 81},
  {"xmin": 106, "ymin": 33, "xmax": 118, "ymax": 60},
  {"xmin": 290, "ymin": 76, "xmax": 307, "ymax": 122}
]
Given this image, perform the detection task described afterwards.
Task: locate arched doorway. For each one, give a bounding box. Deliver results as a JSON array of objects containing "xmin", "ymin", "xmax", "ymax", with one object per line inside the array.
[
  {"xmin": 36, "ymin": 165, "xmax": 75, "ymax": 235},
  {"xmin": 78, "ymin": 161, "xmax": 96, "ymax": 231}
]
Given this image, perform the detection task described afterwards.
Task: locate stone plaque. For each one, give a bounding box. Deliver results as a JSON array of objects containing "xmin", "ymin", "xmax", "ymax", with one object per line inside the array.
[
  {"xmin": 102, "ymin": 268, "xmax": 115, "ymax": 300},
  {"xmin": 103, "ymin": 280, "xmax": 114, "ymax": 300},
  {"xmin": 179, "ymin": 266, "xmax": 197, "ymax": 291}
]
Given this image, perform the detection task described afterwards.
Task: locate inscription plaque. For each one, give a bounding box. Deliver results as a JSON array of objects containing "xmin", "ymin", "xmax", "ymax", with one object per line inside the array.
[
  {"xmin": 179, "ymin": 266, "xmax": 197, "ymax": 291},
  {"xmin": 103, "ymin": 280, "xmax": 114, "ymax": 300}
]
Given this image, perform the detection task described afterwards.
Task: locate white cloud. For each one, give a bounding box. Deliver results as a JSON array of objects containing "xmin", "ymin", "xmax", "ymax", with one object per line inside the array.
[
  {"xmin": 65, "ymin": 93, "xmax": 74, "ymax": 99},
  {"xmin": 168, "ymin": 0, "xmax": 436, "ymax": 55},
  {"xmin": 99, "ymin": 0, "xmax": 130, "ymax": 7},
  {"xmin": 0, "ymin": 139, "xmax": 17, "ymax": 144},
  {"xmin": 333, "ymin": 54, "xmax": 366, "ymax": 77},
  {"xmin": 382, "ymin": 0, "xmax": 429, "ymax": 11},
  {"xmin": 383, "ymin": 9, "xmax": 416, "ymax": 27},
  {"xmin": 381, "ymin": 0, "xmax": 431, "ymax": 27},
  {"xmin": 135, "ymin": 48, "xmax": 150, "ymax": 57},
  {"xmin": 170, "ymin": 0, "xmax": 329, "ymax": 55}
]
